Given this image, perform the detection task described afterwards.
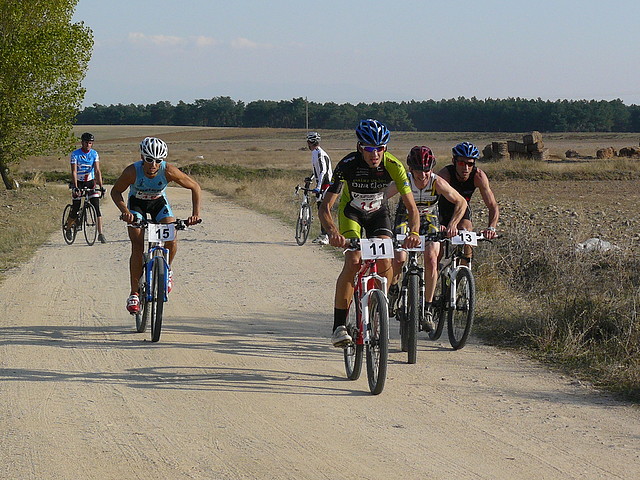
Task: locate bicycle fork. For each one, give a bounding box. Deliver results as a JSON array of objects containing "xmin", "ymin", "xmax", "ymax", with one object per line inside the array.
[
  {"xmin": 145, "ymin": 247, "xmax": 170, "ymax": 302},
  {"xmin": 446, "ymin": 265, "xmax": 470, "ymax": 310}
]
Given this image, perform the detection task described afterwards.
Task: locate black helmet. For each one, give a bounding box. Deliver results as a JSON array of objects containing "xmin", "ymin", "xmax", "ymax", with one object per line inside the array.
[{"xmin": 81, "ymin": 132, "xmax": 95, "ymax": 142}]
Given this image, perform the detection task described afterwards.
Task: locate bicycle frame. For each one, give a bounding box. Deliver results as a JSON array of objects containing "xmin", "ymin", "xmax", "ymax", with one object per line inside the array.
[
  {"xmin": 353, "ymin": 259, "xmax": 388, "ymax": 345},
  {"xmin": 438, "ymin": 240, "xmax": 470, "ymax": 312}
]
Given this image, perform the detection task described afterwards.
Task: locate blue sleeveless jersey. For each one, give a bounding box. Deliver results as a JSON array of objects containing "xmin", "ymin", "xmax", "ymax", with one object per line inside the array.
[{"xmin": 128, "ymin": 160, "xmax": 169, "ymax": 200}]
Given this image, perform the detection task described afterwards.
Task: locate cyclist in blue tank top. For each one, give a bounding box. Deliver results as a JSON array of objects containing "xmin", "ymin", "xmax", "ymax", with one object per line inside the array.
[{"xmin": 111, "ymin": 137, "xmax": 202, "ymax": 314}]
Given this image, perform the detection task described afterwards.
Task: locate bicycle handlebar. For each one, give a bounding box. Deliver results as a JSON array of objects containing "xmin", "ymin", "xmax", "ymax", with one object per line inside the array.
[{"xmin": 126, "ymin": 218, "xmax": 202, "ymax": 230}]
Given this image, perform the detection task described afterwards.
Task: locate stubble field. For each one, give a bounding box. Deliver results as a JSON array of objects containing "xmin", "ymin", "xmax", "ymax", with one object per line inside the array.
[{"xmin": 6, "ymin": 126, "xmax": 640, "ymax": 397}]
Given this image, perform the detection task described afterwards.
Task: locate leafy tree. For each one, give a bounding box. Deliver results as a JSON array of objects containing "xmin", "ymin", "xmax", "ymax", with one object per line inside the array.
[{"xmin": 0, "ymin": 0, "xmax": 92, "ymax": 189}]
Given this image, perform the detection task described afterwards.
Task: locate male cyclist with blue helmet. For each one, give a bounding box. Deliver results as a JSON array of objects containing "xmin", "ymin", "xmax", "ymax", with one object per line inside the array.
[
  {"xmin": 437, "ymin": 141, "xmax": 499, "ymax": 262},
  {"xmin": 319, "ymin": 119, "xmax": 421, "ymax": 347},
  {"xmin": 111, "ymin": 137, "xmax": 202, "ymax": 315}
]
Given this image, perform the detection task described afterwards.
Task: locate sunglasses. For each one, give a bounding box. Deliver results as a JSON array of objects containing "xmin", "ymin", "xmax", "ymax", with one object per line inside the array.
[
  {"xmin": 361, "ymin": 145, "xmax": 385, "ymax": 153},
  {"xmin": 143, "ymin": 157, "xmax": 163, "ymax": 164},
  {"xmin": 456, "ymin": 160, "xmax": 475, "ymax": 167}
]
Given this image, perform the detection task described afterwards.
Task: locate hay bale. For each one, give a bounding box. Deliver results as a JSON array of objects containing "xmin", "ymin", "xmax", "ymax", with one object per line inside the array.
[
  {"xmin": 531, "ymin": 149, "xmax": 550, "ymax": 161},
  {"xmin": 507, "ymin": 140, "xmax": 528, "ymax": 153},
  {"xmin": 596, "ymin": 147, "xmax": 616, "ymax": 159},
  {"xmin": 526, "ymin": 141, "xmax": 545, "ymax": 153},
  {"xmin": 565, "ymin": 149, "xmax": 580, "ymax": 158},
  {"xmin": 492, "ymin": 141, "xmax": 508, "ymax": 154},
  {"xmin": 618, "ymin": 146, "xmax": 640, "ymax": 157},
  {"xmin": 482, "ymin": 144, "xmax": 492, "ymax": 159},
  {"xmin": 522, "ymin": 131, "xmax": 543, "ymax": 145}
]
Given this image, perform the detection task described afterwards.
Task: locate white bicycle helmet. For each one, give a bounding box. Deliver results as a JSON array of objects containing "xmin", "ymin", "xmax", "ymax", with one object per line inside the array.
[
  {"xmin": 140, "ymin": 137, "xmax": 168, "ymax": 160},
  {"xmin": 306, "ymin": 131, "xmax": 321, "ymax": 144}
]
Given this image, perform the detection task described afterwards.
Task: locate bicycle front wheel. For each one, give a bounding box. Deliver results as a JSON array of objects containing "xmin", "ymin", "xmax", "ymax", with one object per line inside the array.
[
  {"xmin": 406, "ymin": 273, "xmax": 420, "ymax": 364},
  {"xmin": 135, "ymin": 273, "xmax": 150, "ymax": 333},
  {"xmin": 62, "ymin": 204, "xmax": 76, "ymax": 245},
  {"xmin": 150, "ymin": 257, "xmax": 166, "ymax": 342},
  {"xmin": 366, "ymin": 289, "xmax": 389, "ymax": 395},
  {"xmin": 428, "ymin": 276, "xmax": 447, "ymax": 341},
  {"xmin": 295, "ymin": 203, "xmax": 311, "ymax": 245},
  {"xmin": 82, "ymin": 202, "xmax": 98, "ymax": 246},
  {"xmin": 344, "ymin": 296, "xmax": 363, "ymax": 380},
  {"xmin": 447, "ymin": 267, "xmax": 475, "ymax": 350}
]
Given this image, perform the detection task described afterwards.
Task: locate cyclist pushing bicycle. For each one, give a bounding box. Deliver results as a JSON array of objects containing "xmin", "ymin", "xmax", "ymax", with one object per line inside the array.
[
  {"xmin": 319, "ymin": 119, "xmax": 421, "ymax": 347},
  {"xmin": 64, "ymin": 132, "xmax": 107, "ymax": 243},
  {"xmin": 385, "ymin": 146, "xmax": 466, "ymax": 331},
  {"xmin": 110, "ymin": 136, "xmax": 202, "ymax": 314}
]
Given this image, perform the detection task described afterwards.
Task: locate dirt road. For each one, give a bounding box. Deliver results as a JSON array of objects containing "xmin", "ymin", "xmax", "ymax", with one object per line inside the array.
[{"xmin": 1, "ymin": 188, "xmax": 639, "ymax": 479}]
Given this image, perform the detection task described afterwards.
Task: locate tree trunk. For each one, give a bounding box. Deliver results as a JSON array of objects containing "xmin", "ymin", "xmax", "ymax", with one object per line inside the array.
[{"xmin": 0, "ymin": 161, "xmax": 18, "ymax": 190}]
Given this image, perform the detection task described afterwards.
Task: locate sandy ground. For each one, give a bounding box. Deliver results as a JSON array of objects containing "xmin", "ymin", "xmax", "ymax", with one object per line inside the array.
[{"xmin": 1, "ymin": 187, "xmax": 639, "ymax": 480}]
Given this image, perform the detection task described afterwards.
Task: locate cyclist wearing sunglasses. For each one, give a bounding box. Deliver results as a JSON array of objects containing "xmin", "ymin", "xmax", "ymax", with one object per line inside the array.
[
  {"xmin": 385, "ymin": 146, "xmax": 467, "ymax": 330},
  {"xmin": 110, "ymin": 136, "xmax": 202, "ymax": 314},
  {"xmin": 319, "ymin": 119, "xmax": 421, "ymax": 347},
  {"xmin": 437, "ymin": 142, "xmax": 499, "ymax": 261}
]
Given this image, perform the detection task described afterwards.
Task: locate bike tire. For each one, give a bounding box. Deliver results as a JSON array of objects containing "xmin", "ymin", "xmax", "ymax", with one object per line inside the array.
[
  {"xmin": 428, "ymin": 276, "xmax": 447, "ymax": 341},
  {"xmin": 62, "ymin": 204, "xmax": 76, "ymax": 245},
  {"xmin": 406, "ymin": 273, "xmax": 420, "ymax": 364},
  {"xmin": 83, "ymin": 202, "xmax": 98, "ymax": 246},
  {"xmin": 344, "ymin": 296, "xmax": 363, "ymax": 380},
  {"xmin": 447, "ymin": 267, "xmax": 475, "ymax": 350},
  {"xmin": 366, "ymin": 289, "xmax": 389, "ymax": 395},
  {"xmin": 295, "ymin": 203, "xmax": 311, "ymax": 245},
  {"xmin": 135, "ymin": 273, "xmax": 149, "ymax": 333},
  {"xmin": 398, "ymin": 286, "xmax": 408, "ymax": 352},
  {"xmin": 150, "ymin": 256, "xmax": 166, "ymax": 342}
]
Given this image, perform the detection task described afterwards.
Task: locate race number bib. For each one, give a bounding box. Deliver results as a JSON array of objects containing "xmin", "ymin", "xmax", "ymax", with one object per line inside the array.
[
  {"xmin": 351, "ymin": 192, "xmax": 384, "ymax": 212},
  {"xmin": 360, "ymin": 238, "xmax": 394, "ymax": 260},
  {"xmin": 135, "ymin": 192, "xmax": 162, "ymax": 200},
  {"xmin": 147, "ymin": 224, "xmax": 176, "ymax": 242},
  {"xmin": 451, "ymin": 230, "xmax": 478, "ymax": 246},
  {"xmin": 396, "ymin": 234, "xmax": 425, "ymax": 251}
]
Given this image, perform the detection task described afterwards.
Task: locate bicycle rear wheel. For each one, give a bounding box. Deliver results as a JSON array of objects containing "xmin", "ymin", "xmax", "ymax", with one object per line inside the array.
[
  {"xmin": 82, "ymin": 202, "xmax": 98, "ymax": 246},
  {"xmin": 61, "ymin": 204, "xmax": 76, "ymax": 245},
  {"xmin": 366, "ymin": 289, "xmax": 389, "ymax": 395},
  {"xmin": 344, "ymin": 295, "xmax": 363, "ymax": 380},
  {"xmin": 295, "ymin": 203, "xmax": 311, "ymax": 245},
  {"xmin": 447, "ymin": 267, "xmax": 475, "ymax": 350},
  {"xmin": 406, "ymin": 273, "xmax": 420, "ymax": 364},
  {"xmin": 150, "ymin": 256, "xmax": 166, "ymax": 342},
  {"xmin": 428, "ymin": 276, "xmax": 447, "ymax": 341}
]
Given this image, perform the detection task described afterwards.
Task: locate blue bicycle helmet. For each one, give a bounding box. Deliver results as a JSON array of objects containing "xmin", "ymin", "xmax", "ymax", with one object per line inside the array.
[
  {"xmin": 355, "ymin": 119, "xmax": 390, "ymax": 146},
  {"xmin": 452, "ymin": 142, "xmax": 480, "ymax": 159}
]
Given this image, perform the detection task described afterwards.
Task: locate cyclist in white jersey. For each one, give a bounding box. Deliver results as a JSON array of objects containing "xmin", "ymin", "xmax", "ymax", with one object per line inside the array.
[
  {"xmin": 386, "ymin": 146, "xmax": 466, "ymax": 330},
  {"xmin": 306, "ymin": 132, "xmax": 333, "ymax": 244},
  {"xmin": 66, "ymin": 132, "xmax": 107, "ymax": 243},
  {"xmin": 110, "ymin": 137, "xmax": 202, "ymax": 314}
]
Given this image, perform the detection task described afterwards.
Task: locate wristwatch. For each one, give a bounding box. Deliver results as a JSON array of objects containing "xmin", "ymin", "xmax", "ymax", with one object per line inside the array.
[{"xmin": 487, "ymin": 226, "xmax": 496, "ymax": 232}]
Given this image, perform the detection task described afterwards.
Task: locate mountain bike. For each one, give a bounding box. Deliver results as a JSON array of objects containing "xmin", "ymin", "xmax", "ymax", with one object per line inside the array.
[
  {"xmin": 428, "ymin": 231, "xmax": 487, "ymax": 350},
  {"xmin": 61, "ymin": 186, "xmax": 104, "ymax": 246},
  {"xmin": 294, "ymin": 177, "xmax": 315, "ymax": 245},
  {"xmin": 342, "ymin": 238, "xmax": 392, "ymax": 395},
  {"xmin": 393, "ymin": 234, "xmax": 431, "ymax": 364},
  {"xmin": 130, "ymin": 218, "xmax": 193, "ymax": 342}
]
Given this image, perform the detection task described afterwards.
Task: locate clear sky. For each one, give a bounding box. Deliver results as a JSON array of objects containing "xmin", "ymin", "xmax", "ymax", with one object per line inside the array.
[{"xmin": 72, "ymin": 0, "xmax": 640, "ymax": 107}]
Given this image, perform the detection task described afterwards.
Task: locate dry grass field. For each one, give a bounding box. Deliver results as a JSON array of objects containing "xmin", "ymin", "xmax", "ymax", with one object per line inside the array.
[{"xmin": 4, "ymin": 125, "xmax": 640, "ymax": 399}]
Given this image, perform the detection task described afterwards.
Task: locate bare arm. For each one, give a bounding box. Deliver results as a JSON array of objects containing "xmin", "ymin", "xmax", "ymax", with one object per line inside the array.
[
  {"xmin": 475, "ymin": 169, "xmax": 499, "ymax": 238},
  {"xmin": 166, "ymin": 165, "xmax": 202, "ymax": 224},
  {"xmin": 399, "ymin": 192, "xmax": 421, "ymax": 248},
  {"xmin": 94, "ymin": 161, "xmax": 104, "ymax": 189},
  {"xmin": 110, "ymin": 165, "xmax": 137, "ymax": 222},
  {"xmin": 435, "ymin": 176, "xmax": 467, "ymax": 238},
  {"xmin": 319, "ymin": 191, "xmax": 345, "ymax": 247},
  {"xmin": 383, "ymin": 182, "xmax": 399, "ymax": 201},
  {"xmin": 70, "ymin": 163, "xmax": 78, "ymax": 189}
]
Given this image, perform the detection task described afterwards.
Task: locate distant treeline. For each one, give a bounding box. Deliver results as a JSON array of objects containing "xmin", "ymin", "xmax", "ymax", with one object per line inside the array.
[{"xmin": 76, "ymin": 96, "xmax": 640, "ymax": 132}]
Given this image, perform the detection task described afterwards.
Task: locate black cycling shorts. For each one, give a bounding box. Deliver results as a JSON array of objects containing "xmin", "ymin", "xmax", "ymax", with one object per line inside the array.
[{"xmin": 339, "ymin": 203, "xmax": 393, "ymax": 239}]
